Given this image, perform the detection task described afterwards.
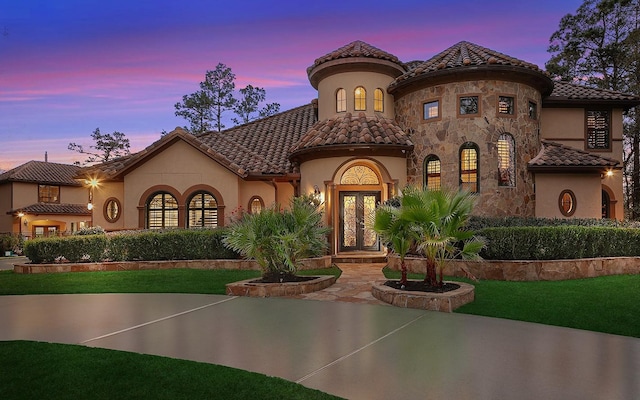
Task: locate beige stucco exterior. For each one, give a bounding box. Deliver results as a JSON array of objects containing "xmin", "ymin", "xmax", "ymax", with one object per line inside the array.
[{"xmin": 534, "ymin": 174, "xmax": 603, "ymax": 219}]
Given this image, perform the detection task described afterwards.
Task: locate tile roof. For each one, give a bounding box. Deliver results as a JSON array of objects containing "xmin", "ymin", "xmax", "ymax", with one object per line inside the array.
[
  {"xmin": 390, "ymin": 41, "xmax": 547, "ymax": 89},
  {"xmin": 546, "ymin": 81, "xmax": 640, "ymax": 105},
  {"xmin": 0, "ymin": 161, "xmax": 83, "ymax": 186},
  {"xmin": 10, "ymin": 203, "xmax": 91, "ymax": 216},
  {"xmin": 528, "ymin": 141, "xmax": 620, "ymax": 171},
  {"xmin": 81, "ymin": 104, "xmax": 318, "ymax": 179},
  {"xmin": 290, "ymin": 112, "xmax": 413, "ymax": 159},
  {"xmin": 307, "ymin": 40, "xmax": 403, "ymax": 74}
]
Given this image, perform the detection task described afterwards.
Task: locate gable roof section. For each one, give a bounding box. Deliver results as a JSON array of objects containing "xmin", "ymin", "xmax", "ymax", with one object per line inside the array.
[
  {"xmin": 389, "ymin": 41, "xmax": 553, "ymax": 96},
  {"xmin": 528, "ymin": 141, "xmax": 620, "ymax": 173},
  {"xmin": 545, "ymin": 81, "xmax": 640, "ymax": 109},
  {"xmin": 289, "ymin": 112, "xmax": 413, "ymax": 162},
  {"xmin": 0, "ymin": 161, "xmax": 82, "ymax": 186},
  {"xmin": 80, "ymin": 104, "xmax": 318, "ymax": 180}
]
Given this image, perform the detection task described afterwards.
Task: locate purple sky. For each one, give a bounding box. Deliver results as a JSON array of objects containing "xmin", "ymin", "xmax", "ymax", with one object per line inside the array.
[{"xmin": 0, "ymin": 0, "xmax": 584, "ymax": 171}]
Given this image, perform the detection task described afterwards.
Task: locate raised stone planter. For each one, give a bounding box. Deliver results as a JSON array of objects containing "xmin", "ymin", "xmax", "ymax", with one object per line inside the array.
[
  {"xmin": 13, "ymin": 256, "xmax": 332, "ymax": 274},
  {"xmin": 226, "ymin": 275, "xmax": 337, "ymax": 298},
  {"xmin": 371, "ymin": 280, "xmax": 475, "ymax": 312}
]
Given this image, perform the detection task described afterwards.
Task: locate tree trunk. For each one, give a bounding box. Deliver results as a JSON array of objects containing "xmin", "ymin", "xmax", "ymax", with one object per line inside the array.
[
  {"xmin": 400, "ymin": 258, "xmax": 408, "ymax": 285},
  {"xmin": 633, "ymin": 124, "xmax": 640, "ymax": 219},
  {"xmin": 424, "ymin": 258, "xmax": 438, "ymax": 287}
]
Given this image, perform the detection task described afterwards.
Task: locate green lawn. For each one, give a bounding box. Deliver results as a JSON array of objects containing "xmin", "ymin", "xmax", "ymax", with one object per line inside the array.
[
  {"xmin": 0, "ymin": 341, "xmax": 343, "ymax": 400},
  {"xmin": 0, "ymin": 266, "xmax": 341, "ymax": 296},
  {"xmin": 383, "ymin": 267, "xmax": 640, "ymax": 338}
]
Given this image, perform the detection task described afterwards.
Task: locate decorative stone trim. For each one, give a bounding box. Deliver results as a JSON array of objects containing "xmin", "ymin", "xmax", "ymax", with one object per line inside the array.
[
  {"xmin": 387, "ymin": 255, "xmax": 640, "ymax": 281},
  {"xmin": 226, "ymin": 275, "xmax": 337, "ymax": 298},
  {"xmin": 13, "ymin": 256, "xmax": 332, "ymax": 274},
  {"xmin": 371, "ymin": 280, "xmax": 474, "ymax": 312}
]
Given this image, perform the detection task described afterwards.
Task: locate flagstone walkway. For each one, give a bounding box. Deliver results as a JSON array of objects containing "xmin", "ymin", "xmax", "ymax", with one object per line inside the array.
[{"xmin": 287, "ymin": 262, "xmax": 389, "ymax": 305}]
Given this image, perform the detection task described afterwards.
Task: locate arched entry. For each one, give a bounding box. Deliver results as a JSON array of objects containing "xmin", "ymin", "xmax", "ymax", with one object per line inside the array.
[
  {"xmin": 601, "ymin": 185, "xmax": 617, "ymax": 219},
  {"xmin": 336, "ymin": 163, "xmax": 382, "ymax": 252}
]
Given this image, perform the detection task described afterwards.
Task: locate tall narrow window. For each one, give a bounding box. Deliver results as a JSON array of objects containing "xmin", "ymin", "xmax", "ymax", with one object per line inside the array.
[
  {"xmin": 354, "ymin": 86, "xmax": 366, "ymax": 111},
  {"xmin": 374, "ymin": 88, "xmax": 384, "ymax": 112},
  {"xmin": 147, "ymin": 192, "xmax": 179, "ymax": 229},
  {"xmin": 424, "ymin": 155, "xmax": 441, "ymax": 191},
  {"xmin": 497, "ymin": 133, "xmax": 515, "ymax": 187},
  {"xmin": 187, "ymin": 192, "xmax": 218, "ymax": 228},
  {"xmin": 249, "ymin": 196, "xmax": 264, "ymax": 214},
  {"xmin": 586, "ymin": 110, "xmax": 610, "ymax": 150},
  {"xmin": 336, "ymin": 88, "xmax": 346, "ymax": 113},
  {"xmin": 460, "ymin": 142, "xmax": 479, "ymax": 193}
]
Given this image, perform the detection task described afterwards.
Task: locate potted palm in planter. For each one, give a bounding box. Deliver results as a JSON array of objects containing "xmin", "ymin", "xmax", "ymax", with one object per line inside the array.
[
  {"xmin": 223, "ymin": 196, "xmax": 334, "ymax": 296},
  {"xmin": 371, "ymin": 187, "xmax": 484, "ymax": 310}
]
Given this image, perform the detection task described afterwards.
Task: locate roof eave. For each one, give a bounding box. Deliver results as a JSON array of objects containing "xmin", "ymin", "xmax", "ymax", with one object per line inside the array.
[
  {"xmin": 542, "ymin": 98, "xmax": 640, "ymax": 111},
  {"xmin": 308, "ymin": 58, "xmax": 406, "ymax": 89},
  {"xmin": 290, "ymin": 144, "xmax": 414, "ymax": 163}
]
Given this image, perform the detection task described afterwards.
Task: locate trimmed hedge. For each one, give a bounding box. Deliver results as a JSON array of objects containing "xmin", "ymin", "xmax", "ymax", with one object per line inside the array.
[
  {"xmin": 468, "ymin": 216, "xmax": 640, "ymax": 230},
  {"xmin": 24, "ymin": 229, "xmax": 240, "ymax": 264},
  {"xmin": 479, "ymin": 226, "xmax": 640, "ymax": 260}
]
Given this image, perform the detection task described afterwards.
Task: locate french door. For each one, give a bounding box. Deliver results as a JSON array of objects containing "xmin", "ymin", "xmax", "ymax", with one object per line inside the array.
[{"xmin": 339, "ymin": 191, "xmax": 380, "ymax": 252}]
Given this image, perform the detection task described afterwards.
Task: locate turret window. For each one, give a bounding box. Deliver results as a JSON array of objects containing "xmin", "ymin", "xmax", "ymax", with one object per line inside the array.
[
  {"xmin": 424, "ymin": 155, "xmax": 441, "ymax": 191},
  {"xmin": 497, "ymin": 133, "xmax": 515, "ymax": 187},
  {"xmin": 460, "ymin": 142, "xmax": 479, "ymax": 193},
  {"xmin": 355, "ymin": 86, "xmax": 366, "ymax": 111},
  {"xmin": 336, "ymin": 88, "xmax": 346, "ymax": 113},
  {"xmin": 374, "ymin": 88, "xmax": 384, "ymax": 112}
]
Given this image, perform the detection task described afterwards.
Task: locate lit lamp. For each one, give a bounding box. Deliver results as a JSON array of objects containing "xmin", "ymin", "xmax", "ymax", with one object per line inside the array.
[
  {"xmin": 85, "ymin": 178, "xmax": 100, "ymax": 224},
  {"xmin": 17, "ymin": 212, "xmax": 24, "ymax": 236}
]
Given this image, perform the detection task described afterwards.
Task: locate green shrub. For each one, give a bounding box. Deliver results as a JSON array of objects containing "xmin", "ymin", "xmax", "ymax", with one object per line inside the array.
[
  {"xmin": 24, "ymin": 235, "xmax": 108, "ymax": 263},
  {"xmin": 0, "ymin": 234, "xmax": 20, "ymax": 254},
  {"xmin": 479, "ymin": 226, "xmax": 640, "ymax": 260},
  {"xmin": 468, "ymin": 216, "xmax": 640, "ymax": 230}
]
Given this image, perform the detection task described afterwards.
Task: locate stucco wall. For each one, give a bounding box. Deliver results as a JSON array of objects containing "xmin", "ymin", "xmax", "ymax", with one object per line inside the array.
[
  {"xmin": 395, "ymin": 79, "xmax": 541, "ymax": 217},
  {"xmin": 91, "ymin": 181, "xmax": 125, "ymax": 230},
  {"xmin": 0, "ymin": 183, "xmax": 13, "ymax": 233},
  {"xmin": 317, "ymin": 71, "xmax": 396, "ymax": 120},
  {"xmin": 534, "ymin": 173, "xmax": 602, "ymax": 219}
]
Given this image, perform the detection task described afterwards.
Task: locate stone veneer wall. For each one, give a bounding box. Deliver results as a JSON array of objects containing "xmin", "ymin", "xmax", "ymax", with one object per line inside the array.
[
  {"xmin": 394, "ymin": 80, "xmax": 541, "ymax": 217},
  {"xmin": 13, "ymin": 256, "xmax": 332, "ymax": 274},
  {"xmin": 388, "ymin": 255, "xmax": 640, "ymax": 281}
]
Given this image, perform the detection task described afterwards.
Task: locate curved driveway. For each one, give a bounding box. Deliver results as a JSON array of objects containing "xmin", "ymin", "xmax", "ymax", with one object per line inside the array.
[{"xmin": 1, "ymin": 292, "xmax": 639, "ymax": 400}]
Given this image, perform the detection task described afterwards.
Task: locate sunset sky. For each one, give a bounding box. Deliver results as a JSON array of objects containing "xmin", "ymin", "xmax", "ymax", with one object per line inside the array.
[{"xmin": 0, "ymin": 0, "xmax": 584, "ymax": 171}]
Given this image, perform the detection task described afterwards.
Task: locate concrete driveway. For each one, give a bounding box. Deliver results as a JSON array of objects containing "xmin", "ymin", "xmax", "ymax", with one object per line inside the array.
[
  {"xmin": 1, "ymin": 293, "xmax": 638, "ymax": 400},
  {"xmin": 0, "ymin": 256, "xmax": 26, "ymax": 271}
]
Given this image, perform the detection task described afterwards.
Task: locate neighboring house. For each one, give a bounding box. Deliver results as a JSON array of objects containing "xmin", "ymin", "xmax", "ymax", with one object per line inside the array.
[
  {"xmin": 78, "ymin": 40, "xmax": 640, "ymax": 255},
  {"xmin": 0, "ymin": 161, "xmax": 92, "ymax": 238}
]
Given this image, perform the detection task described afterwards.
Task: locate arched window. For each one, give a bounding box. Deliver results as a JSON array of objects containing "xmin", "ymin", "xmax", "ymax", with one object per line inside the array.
[
  {"xmin": 497, "ymin": 133, "xmax": 515, "ymax": 187},
  {"xmin": 187, "ymin": 191, "xmax": 218, "ymax": 228},
  {"xmin": 336, "ymin": 88, "xmax": 346, "ymax": 113},
  {"xmin": 460, "ymin": 142, "xmax": 479, "ymax": 193},
  {"xmin": 602, "ymin": 189, "xmax": 610, "ymax": 219},
  {"xmin": 354, "ymin": 86, "xmax": 366, "ymax": 111},
  {"xmin": 424, "ymin": 155, "xmax": 441, "ymax": 191},
  {"xmin": 147, "ymin": 192, "xmax": 178, "ymax": 229},
  {"xmin": 249, "ymin": 196, "xmax": 264, "ymax": 214},
  {"xmin": 340, "ymin": 165, "xmax": 380, "ymax": 185},
  {"xmin": 374, "ymin": 88, "xmax": 384, "ymax": 112}
]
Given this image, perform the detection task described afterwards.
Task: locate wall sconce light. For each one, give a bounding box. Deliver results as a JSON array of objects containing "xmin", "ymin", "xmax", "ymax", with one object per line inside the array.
[
  {"xmin": 606, "ymin": 170, "xmax": 614, "ymax": 177},
  {"xmin": 23, "ymin": 219, "xmax": 28, "ymax": 226},
  {"xmin": 17, "ymin": 212, "xmax": 24, "ymax": 218},
  {"xmin": 313, "ymin": 185, "xmax": 321, "ymax": 196},
  {"xmin": 311, "ymin": 185, "xmax": 323, "ymax": 205}
]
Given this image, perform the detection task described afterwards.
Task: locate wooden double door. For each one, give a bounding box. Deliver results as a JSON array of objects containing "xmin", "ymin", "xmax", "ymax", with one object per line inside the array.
[{"xmin": 338, "ymin": 191, "xmax": 380, "ymax": 252}]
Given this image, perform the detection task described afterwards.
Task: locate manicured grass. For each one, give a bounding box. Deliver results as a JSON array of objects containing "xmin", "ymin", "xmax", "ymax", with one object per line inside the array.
[
  {"xmin": 0, "ymin": 266, "xmax": 342, "ymax": 296},
  {"xmin": 383, "ymin": 267, "xmax": 640, "ymax": 338},
  {"xmin": 0, "ymin": 341, "xmax": 343, "ymax": 400}
]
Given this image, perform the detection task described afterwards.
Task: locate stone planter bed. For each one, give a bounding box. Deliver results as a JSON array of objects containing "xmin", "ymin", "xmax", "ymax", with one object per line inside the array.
[
  {"xmin": 226, "ymin": 275, "xmax": 337, "ymax": 298},
  {"xmin": 387, "ymin": 255, "xmax": 640, "ymax": 281},
  {"xmin": 13, "ymin": 256, "xmax": 332, "ymax": 274},
  {"xmin": 371, "ymin": 281, "xmax": 475, "ymax": 312}
]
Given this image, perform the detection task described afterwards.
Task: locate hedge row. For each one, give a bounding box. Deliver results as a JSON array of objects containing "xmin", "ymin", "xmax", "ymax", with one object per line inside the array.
[
  {"xmin": 24, "ymin": 229, "xmax": 240, "ymax": 264},
  {"xmin": 468, "ymin": 216, "xmax": 640, "ymax": 230},
  {"xmin": 478, "ymin": 226, "xmax": 640, "ymax": 260}
]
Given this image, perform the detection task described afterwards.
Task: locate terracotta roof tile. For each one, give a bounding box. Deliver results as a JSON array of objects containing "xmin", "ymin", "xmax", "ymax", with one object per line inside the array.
[
  {"xmin": 290, "ymin": 112, "xmax": 413, "ymax": 157},
  {"xmin": 547, "ymin": 81, "xmax": 640, "ymax": 103},
  {"xmin": 10, "ymin": 203, "xmax": 91, "ymax": 216},
  {"xmin": 0, "ymin": 161, "xmax": 82, "ymax": 186},
  {"xmin": 390, "ymin": 41, "xmax": 547, "ymax": 90},
  {"xmin": 528, "ymin": 141, "xmax": 619, "ymax": 171},
  {"xmin": 308, "ymin": 40, "xmax": 402, "ymax": 73}
]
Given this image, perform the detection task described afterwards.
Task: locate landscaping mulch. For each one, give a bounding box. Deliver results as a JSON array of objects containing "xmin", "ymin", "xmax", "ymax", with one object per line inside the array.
[{"xmin": 385, "ymin": 280, "xmax": 460, "ymax": 293}]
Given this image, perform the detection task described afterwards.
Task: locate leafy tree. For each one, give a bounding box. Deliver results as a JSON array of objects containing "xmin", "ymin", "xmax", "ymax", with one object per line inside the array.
[
  {"xmin": 68, "ymin": 128, "xmax": 130, "ymax": 165},
  {"xmin": 546, "ymin": 0, "xmax": 640, "ymax": 218},
  {"xmin": 232, "ymin": 85, "xmax": 281, "ymax": 125},
  {"xmin": 203, "ymin": 64, "xmax": 237, "ymax": 132}
]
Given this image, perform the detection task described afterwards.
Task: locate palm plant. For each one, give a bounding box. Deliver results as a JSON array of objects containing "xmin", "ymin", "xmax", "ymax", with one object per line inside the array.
[
  {"xmin": 223, "ymin": 196, "xmax": 330, "ymax": 279},
  {"xmin": 373, "ymin": 187, "xmax": 484, "ymax": 287}
]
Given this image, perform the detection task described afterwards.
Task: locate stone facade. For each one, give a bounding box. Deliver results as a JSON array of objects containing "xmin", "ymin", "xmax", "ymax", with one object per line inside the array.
[{"xmin": 395, "ymin": 80, "xmax": 541, "ymax": 217}]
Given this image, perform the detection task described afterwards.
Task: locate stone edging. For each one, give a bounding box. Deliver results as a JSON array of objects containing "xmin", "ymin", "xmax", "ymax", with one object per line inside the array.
[
  {"xmin": 387, "ymin": 255, "xmax": 640, "ymax": 281},
  {"xmin": 226, "ymin": 275, "xmax": 337, "ymax": 297},
  {"xmin": 371, "ymin": 280, "xmax": 475, "ymax": 312},
  {"xmin": 13, "ymin": 256, "xmax": 332, "ymax": 274}
]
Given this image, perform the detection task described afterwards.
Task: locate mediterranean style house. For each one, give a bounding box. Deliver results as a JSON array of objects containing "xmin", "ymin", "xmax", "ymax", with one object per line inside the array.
[
  {"xmin": 6, "ymin": 40, "xmax": 638, "ymax": 255},
  {"xmin": 0, "ymin": 160, "xmax": 92, "ymax": 239}
]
